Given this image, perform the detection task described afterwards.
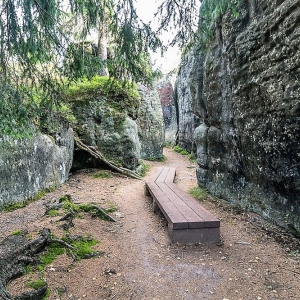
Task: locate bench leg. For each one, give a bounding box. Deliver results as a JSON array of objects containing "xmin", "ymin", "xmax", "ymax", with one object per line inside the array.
[
  {"xmin": 144, "ymin": 185, "xmax": 151, "ymax": 196},
  {"xmin": 168, "ymin": 225, "xmax": 220, "ymax": 244},
  {"xmin": 153, "ymin": 200, "xmax": 159, "ymax": 213}
]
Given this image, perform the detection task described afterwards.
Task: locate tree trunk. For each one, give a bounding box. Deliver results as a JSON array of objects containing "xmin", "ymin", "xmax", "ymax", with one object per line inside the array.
[{"xmin": 97, "ymin": 17, "xmax": 109, "ymax": 76}]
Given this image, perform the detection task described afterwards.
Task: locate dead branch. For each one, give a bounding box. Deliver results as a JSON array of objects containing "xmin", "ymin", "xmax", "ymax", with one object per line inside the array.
[
  {"xmin": 74, "ymin": 136, "xmax": 142, "ymax": 180},
  {"xmin": 90, "ymin": 205, "xmax": 117, "ymax": 222},
  {"xmin": 50, "ymin": 238, "xmax": 74, "ymax": 250}
]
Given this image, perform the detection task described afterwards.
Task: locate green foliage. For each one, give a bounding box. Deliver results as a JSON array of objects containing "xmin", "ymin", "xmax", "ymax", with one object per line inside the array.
[
  {"xmin": 155, "ymin": 0, "xmax": 200, "ymax": 48},
  {"xmin": 42, "ymin": 288, "xmax": 51, "ymax": 300},
  {"xmin": 173, "ymin": 145, "xmax": 189, "ymax": 155},
  {"xmin": 189, "ymin": 186, "xmax": 208, "ymax": 202},
  {"xmin": 138, "ymin": 162, "xmax": 151, "ymax": 177},
  {"xmin": 145, "ymin": 155, "xmax": 167, "ymax": 162},
  {"xmin": 25, "ymin": 265, "xmax": 32, "ymax": 275},
  {"xmin": 93, "ymin": 170, "xmax": 112, "ymax": 179},
  {"xmin": 59, "ymin": 194, "xmax": 117, "ymax": 221},
  {"xmin": 188, "ymin": 153, "xmax": 197, "ymax": 163},
  {"xmin": 46, "ymin": 209, "xmax": 59, "ymax": 217},
  {"xmin": 67, "ymin": 76, "xmax": 140, "ymax": 103},
  {"xmin": 196, "ymin": 0, "xmax": 241, "ymax": 51},
  {"xmin": 26, "ymin": 279, "xmax": 47, "ymax": 290},
  {"xmin": 3, "ymin": 203, "xmax": 25, "ymax": 212}
]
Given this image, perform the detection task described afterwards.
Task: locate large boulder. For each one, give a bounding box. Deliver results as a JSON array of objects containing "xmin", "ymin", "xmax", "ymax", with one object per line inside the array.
[
  {"xmin": 0, "ymin": 121, "xmax": 74, "ymax": 208},
  {"xmin": 72, "ymin": 97, "xmax": 141, "ymax": 170},
  {"xmin": 177, "ymin": 0, "xmax": 300, "ymax": 234}
]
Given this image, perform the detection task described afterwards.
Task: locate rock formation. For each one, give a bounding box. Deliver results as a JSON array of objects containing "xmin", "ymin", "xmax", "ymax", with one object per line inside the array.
[
  {"xmin": 0, "ymin": 120, "xmax": 74, "ymax": 208},
  {"xmin": 72, "ymin": 97, "xmax": 141, "ymax": 170},
  {"xmin": 176, "ymin": 0, "xmax": 300, "ymax": 234}
]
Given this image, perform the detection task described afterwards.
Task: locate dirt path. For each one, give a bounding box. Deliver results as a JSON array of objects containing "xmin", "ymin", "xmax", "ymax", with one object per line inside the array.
[{"xmin": 1, "ymin": 148, "xmax": 300, "ymax": 300}]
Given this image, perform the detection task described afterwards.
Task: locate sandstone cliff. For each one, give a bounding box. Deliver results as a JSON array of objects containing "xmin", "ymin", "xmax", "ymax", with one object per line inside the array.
[{"xmin": 176, "ymin": 0, "xmax": 300, "ymax": 233}]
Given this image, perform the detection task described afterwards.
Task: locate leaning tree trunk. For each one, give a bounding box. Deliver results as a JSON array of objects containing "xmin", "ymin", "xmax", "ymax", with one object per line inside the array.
[{"xmin": 74, "ymin": 136, "xmax": 142, "ymax": 180}]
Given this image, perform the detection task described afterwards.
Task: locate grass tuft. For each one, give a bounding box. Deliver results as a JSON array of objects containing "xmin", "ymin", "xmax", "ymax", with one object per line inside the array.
[
  {"xmin": 92, "ymin": 170, "xmax": 112, "ymax": 179},
  {"xmin": 189, "ymin": 186, "xmax": 207, "ymax": 202}
]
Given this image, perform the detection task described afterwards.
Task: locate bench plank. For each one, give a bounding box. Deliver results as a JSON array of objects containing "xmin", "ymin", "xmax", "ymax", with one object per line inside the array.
[
  {"xmin": 145, "ymin": 167, "xmax": 220, "ymax": 243},
  {"xmin": 166, "ymin": 183, "xmax": 220, "ymax": 228},
  {"xmin": 156, "ymin": 182, "xmax": 205, "ymax": 229}
]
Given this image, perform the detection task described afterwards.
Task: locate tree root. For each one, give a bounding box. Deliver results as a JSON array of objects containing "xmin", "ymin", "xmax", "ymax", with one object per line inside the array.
[
  {"xmin": 89, "ymin": 205, "xmax": 117, "ymax": 222},
  {"xmin": 75, "ymin": 136, "xmax": 142, "ymax": 180},
  {"xmin": 0, "ymin": 229, "xmax": 51, "ymax": 300}
]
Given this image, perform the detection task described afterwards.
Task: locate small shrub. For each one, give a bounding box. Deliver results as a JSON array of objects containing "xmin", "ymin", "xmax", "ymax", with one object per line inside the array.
[
  {"xmin": 189, "ymin": 186, "xmax": 207, "ymax": 202},
  {"xmin": 173, "ymin": 145, "xmax": 183, "ymax": 153},
  {"xmin": 180, "ymin": 150, "xmax": 189, "ymax": 155},
  {"xmin": 138, "ymin": 162, "xmax": 151, "ymax": 177},
  {"xmin": 188, "ymin": 153, "xmax": 197, "ymax": 163}
]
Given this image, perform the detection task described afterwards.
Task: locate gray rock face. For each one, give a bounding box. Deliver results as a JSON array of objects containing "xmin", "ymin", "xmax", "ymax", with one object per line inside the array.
[
  {"xmin": 0, "ymin": 123, "xmax": 74, "ymax": 207},
  {"xmin": 136, "ymin": 84, "xmax": 164, "ymax": 159},
  {"xmin": 178, "ymin": 0, "xmax": 300, "ymax": 234},
  {"xmin": 72, "ymin": 98, "xmax": 141, "ymax": 170},
  {"xmin": 175, "ymin": 49, "xmax": 204, "ymax": 152}
]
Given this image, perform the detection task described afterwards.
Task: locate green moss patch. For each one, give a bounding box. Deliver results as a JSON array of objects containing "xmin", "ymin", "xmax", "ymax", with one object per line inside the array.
[
  {"xmin": 39, "ymin": 242, "xmax": 65, "ymax": 266},
  {"xmin": 26, "ymin": 279, "xmax": 47, "ymax": 290},
  {"xmin": 92, "ymin": 170, "xmax": 112, "ymax": 179},
  {"xmin": 63, "ymin": 236, "xmax": 100, "ymax": 260},
  {"xmin": 66, "ymin": 76, "xmax": 140, "ymax": 118}
]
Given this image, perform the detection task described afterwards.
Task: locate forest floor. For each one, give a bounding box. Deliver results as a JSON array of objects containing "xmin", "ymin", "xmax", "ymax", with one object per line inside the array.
[{"xmin": 1, "ymin": 147, "xmax": 300, "ymax": 300}]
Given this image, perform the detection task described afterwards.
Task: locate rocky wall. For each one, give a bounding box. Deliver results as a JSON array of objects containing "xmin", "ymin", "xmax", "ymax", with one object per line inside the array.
[
  {"xmin": 0, "ymin": 122, "xmax": 74, "ymax": 207},
  {"xmin": 178, "ymin": 0, "xmax": 300, "ymax": 233}
]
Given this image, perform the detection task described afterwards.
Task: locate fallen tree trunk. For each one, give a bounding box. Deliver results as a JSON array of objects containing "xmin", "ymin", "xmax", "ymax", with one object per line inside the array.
[
  {"xmin": 74, "ymin": 136, "xmax": 142, "ymax": 180},
  {"xmin": 0, "ymin": 229, "xmax": 51, "ymax": 300}
]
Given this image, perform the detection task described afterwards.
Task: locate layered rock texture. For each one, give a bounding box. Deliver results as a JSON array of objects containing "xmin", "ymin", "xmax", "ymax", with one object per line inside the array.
[
  {"xmin": 72, "ymin": 97, "xmax": 141, "ymax": 170},
  {"xmin": 0, "ymin": 120, "xmax": 74, "ymax": 208},
  {"xmin": 136, "ymin": 84, "xmax": 165, "ymax": 159},
  {"xmin": 176, "ymin": 0, "xmax": 300, "ymax": 233}
]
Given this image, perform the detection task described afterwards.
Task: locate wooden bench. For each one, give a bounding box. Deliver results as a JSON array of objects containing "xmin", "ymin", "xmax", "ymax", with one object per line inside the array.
[{"xmin": 145, "ymin": 167, "xmax": 220, "ymax": 243}]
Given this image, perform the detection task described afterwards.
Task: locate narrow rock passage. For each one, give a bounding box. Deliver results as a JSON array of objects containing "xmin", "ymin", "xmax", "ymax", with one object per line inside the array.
[{"xmin": 0, "ymin": 148, "xmax": 299, "ymax": 300}]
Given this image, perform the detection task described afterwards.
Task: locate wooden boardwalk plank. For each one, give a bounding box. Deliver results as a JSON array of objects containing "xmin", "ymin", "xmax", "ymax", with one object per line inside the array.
[
  {"xmin": 166, "ymin": 183, "xmax": 220, "ymax": 228},
  {"xmin": 165, "ymin": 167, "xmax": 176, "ymax": 183},
  {"xmin": 145, "ymin": 166, "xmax": 220, "ymax": 243},
  {"xmin": 156, "ymin": 182, "xmax": 204, "ymax": 229},
  {"xmin": 155, "ymin": 167, "xmax": 170, "ymax": 183}
]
